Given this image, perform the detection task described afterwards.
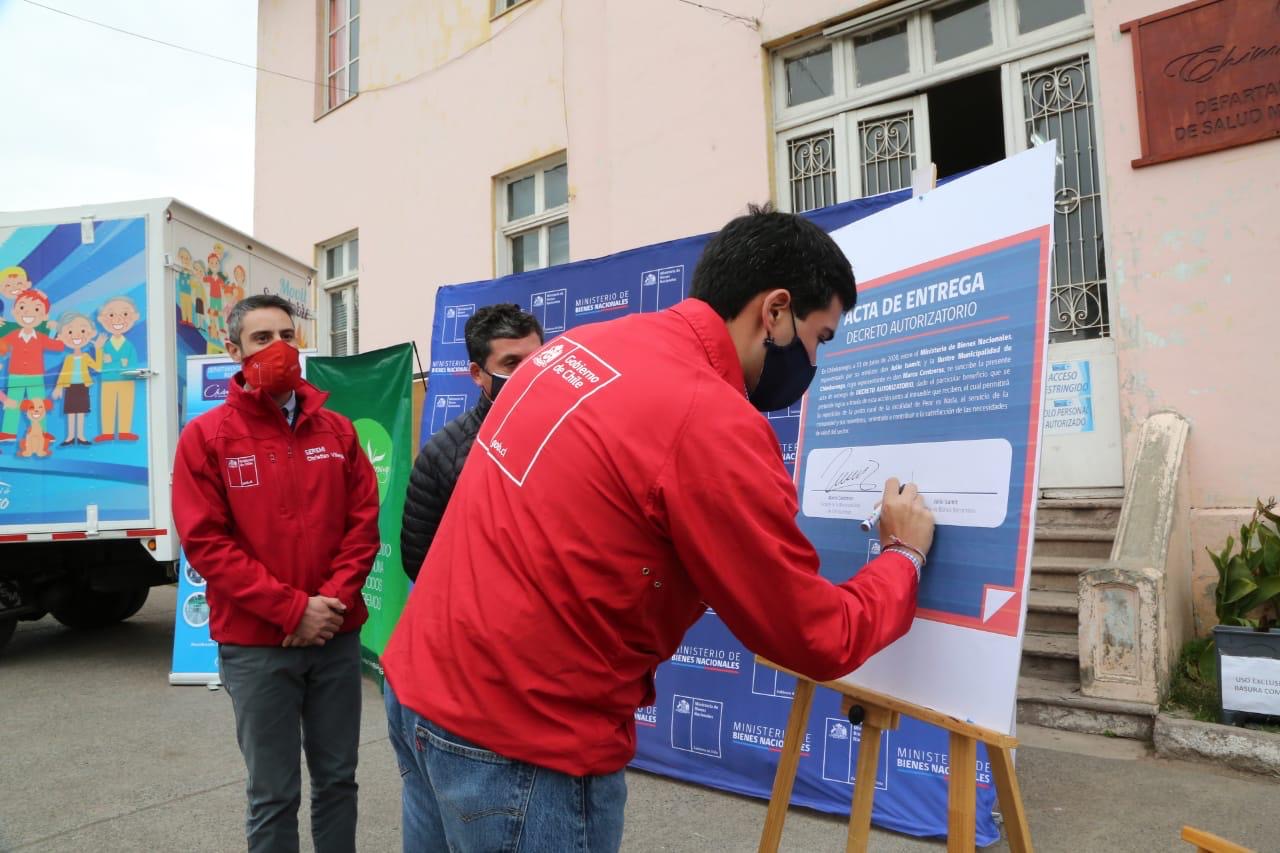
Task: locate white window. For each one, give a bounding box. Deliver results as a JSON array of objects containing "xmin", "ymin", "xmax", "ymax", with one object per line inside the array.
[
  {"xmin": 320, "ymin": 234, "xmax": 358, "ymax": 356},
  {"xmin": 496, "ymin": 157, "xmax": 569, "ymax": 276},
  {"xmin": 772, "ymin": 0, "xmax": 1107, "ymax": 342},
  {"xmin": 493, "ymin": 0, "xmax": 532, "ymax": 15},
  {"xmin": 324, "ymin": 0, "xmax": 360, "ymax": 111}
]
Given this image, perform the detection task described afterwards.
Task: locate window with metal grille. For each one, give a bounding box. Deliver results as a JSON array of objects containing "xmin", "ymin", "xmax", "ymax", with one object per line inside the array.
[
  {"xmin": 859, "ymin": 112, "xmax": 916, "ymax": 197},
  {"xmin": 787, "ymin": 131, "xmax": 837, "ymax": 213},
  {"xmin": 1022, "ymin": 55, "xmax": 1108, "ymax": 342}
]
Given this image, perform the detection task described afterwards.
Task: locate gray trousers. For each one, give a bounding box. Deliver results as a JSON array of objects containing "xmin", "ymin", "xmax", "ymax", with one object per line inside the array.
[{"xmin": 218, "ymin": 630, "xmax": 362, "ymax": 853}]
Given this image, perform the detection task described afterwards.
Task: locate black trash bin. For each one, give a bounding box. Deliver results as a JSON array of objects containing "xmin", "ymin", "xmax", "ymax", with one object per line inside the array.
[{"xmin": 1214, "ymin": 624, "xmax": 1280, "ymax": 727}]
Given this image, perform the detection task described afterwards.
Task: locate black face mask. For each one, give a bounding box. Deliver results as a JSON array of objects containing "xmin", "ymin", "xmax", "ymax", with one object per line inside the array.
[
  {"xmin": 483, "ymin": 370, "xmax": 511, "ymax": 402},
  {"xmin": 747, "ymin": 309, "xmax": 817, "ymax": 413}
]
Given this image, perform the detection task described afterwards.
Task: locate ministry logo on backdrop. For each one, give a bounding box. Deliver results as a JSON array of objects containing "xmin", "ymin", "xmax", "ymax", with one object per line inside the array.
[
  {"xmin": 729, "ymin": 715, "xmax": 811, "ymax": 755},
  {"xmin": 670, "ymin": 642, "xmax": 743, "ymax": 675},
  {"xmin": 574, "ymin": 290, "xmax": 631, "ymax": 319}
]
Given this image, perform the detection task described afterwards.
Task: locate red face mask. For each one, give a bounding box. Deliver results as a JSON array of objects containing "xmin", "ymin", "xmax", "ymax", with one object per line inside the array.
[{"xmin": 241, "ymin": 339, "xmax": 301, "ymax": 396}]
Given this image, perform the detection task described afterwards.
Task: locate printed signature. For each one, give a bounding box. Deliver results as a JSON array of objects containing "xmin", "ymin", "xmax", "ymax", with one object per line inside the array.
[{"xmin": 817, "ymin": 448, "xmax": 881, "ymax": 494}]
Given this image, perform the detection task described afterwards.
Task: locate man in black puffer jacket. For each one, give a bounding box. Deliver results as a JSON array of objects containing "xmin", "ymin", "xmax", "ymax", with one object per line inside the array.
[{"xmin": 401, "ymin": 304, "xmax": 543, "ymax": 580}]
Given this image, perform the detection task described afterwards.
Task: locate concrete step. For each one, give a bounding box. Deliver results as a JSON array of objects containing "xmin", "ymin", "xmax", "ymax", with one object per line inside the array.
[
  {"xmin": 1017, "ymin": 675, "xmax": 1158, "ymax": 740},
  {"xmin": 1026, "ymin": 589, "xmax": 1078, "ymax": 634},
  {"xmin": 1036, "ymin": 497, "xmax": 1123, "ymax": 531},
  {"xmin": 1033, "ymin": 526, "xmax": 1115, "ymax": 560},
  {"xmin": 1020, "ymin": 630, "xmax": 1079, "ymax": 682},
  {"xmin": 1030, "ymin": 555, "xmax": 1099, "ymax": 592}
]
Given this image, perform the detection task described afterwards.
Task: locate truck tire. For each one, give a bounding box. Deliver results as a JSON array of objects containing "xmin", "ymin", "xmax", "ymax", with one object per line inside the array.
[
  {"xmin": 51, "ymin": 586, "xmax": 151, "ymax": 629},
  {"xmin": 0, "ymin": 618, "xmax": 15, "ymax": 652}
]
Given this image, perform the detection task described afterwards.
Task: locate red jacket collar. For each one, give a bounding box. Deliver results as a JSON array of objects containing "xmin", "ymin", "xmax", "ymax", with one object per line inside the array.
[
  {"xmin": 670, "ymin": 299, "xmax": 746, "ymax": 395},
  {"xmin": 228, "ymin": 373, "xmax": 329, "ymax": 419}
]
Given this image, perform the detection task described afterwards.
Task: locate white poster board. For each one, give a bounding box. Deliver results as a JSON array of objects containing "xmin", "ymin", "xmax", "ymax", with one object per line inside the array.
[{"xmin": 810, "ymin": 145, "xmax": 1058, "ymax": 734}]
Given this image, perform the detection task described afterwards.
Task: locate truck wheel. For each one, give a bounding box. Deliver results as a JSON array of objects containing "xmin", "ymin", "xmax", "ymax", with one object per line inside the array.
[
  {"xmin": 51, "ymin": 586, "xmax": 151, "ymax": 629},
  {"xmin": 0, "ymin": 618, "xmax": 15, "ymax": 651},
  {"xmin": 116, "ymin": 586, "xmax": 150, "ymax": 621}
]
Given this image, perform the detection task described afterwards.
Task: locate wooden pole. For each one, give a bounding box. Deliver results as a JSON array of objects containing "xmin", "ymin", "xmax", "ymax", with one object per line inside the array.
[
  {"xmin": 990, "ymin": 744, "xmax": 1034, "ymax": 853},
  {"xmin": 842, "ymin": 699, "xmax": 899, "ymax": 853},
  {"xmin": 947, "ymin": 731, "xmax": 978, "ymax": 853},
  {"xmin": 757, "ymin": 677, "xmax": 816, "ymax": 853}
]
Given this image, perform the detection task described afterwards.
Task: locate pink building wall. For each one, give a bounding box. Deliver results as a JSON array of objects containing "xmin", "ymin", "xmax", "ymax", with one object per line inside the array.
[
  {"xmin": 256, "ymin": 0, "xmax": 1276, "ymax": 629},
  {"xmin": 1093, "ymin": 0, "xmax": 1277, "ymax": 629},
  {"xmin": 255, "ymin": 0, "xmax": 775, "ymax": 368}
]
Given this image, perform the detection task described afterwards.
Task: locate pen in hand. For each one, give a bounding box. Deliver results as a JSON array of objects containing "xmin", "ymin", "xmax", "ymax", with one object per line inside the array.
[{"xmin": 860, "ymin": 481, "xmax": 906, "ymax": 531}]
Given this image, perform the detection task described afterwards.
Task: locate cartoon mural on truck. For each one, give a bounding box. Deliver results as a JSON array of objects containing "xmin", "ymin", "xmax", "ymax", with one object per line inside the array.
[
  {"xmin": 170, "ymin": 223, "xmax": 315, "ymax": 425},
  {"xmin": 0, "ymin": 218, "xmax": 150, "ymax": 525}
]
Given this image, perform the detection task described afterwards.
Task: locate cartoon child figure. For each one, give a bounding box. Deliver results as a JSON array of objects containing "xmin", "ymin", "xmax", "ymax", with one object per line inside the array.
[
  {"xmin": 53, "ymin": 312, "xmax": 106, "ymax": 446},
  {"xmin": 0, "ymin": 267, "xmax": 54, "ymax": 337},
  {"xmin": 205, "ymin": 252, "xmax": 225, "ymax": 333},
  {"xmin": 18, "ymin": 398, "xmax": 55, "ymax": 458},
  {"xmin": 176, "ymin": 248, "xmax": 195, "ymax": 325},
  {"xmin": 229, "ymin": 264, "xmax": 248, "ymax": 309},
  {"xmin": 205, "ymin": 307, "xmax": 224, "ymax": 354},
  {"xmin": 96, "ymin": 296, "xmax": 142, "ymax": 443},
  {"xmin": 191, "ymin": 260, "xmax": 208, "ymax": 335},
  {"xmin": 0, "ymin": 289, "xmax": 64, "ymax": 441}
]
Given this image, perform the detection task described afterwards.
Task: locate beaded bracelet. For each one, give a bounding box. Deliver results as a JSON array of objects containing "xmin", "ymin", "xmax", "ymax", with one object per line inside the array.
[
  {"xmin": 888, "ymin": 535, "xmax": 928, "ymax": 567},
  {"xmin": 884, "ymin": 546, "xmax": 923, "ymax": 580}
]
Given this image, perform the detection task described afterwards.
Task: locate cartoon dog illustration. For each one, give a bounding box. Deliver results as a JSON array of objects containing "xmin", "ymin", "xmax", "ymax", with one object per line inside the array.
[{"xmin": 19, "ymin": 398, "xmax": 55, "ymax": 458}]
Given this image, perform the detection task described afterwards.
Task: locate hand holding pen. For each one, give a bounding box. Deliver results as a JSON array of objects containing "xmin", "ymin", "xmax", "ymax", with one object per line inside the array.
[{"xmin": 860, "ymin": 477, "xmax": 936, "ymax": 571}]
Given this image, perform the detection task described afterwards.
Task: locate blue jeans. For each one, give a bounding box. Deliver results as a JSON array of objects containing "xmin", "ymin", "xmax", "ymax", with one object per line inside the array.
[{"xmin": 384, "ymin": 683, "xmax": 627, "ymax": 852}]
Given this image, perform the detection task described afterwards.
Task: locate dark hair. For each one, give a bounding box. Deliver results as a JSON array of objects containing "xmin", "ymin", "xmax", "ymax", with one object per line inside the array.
[
  {"xmin": 464, "ymin": 303, "xmax": 544, "ymax": 365},
  {"xmin": 691, "ymin": 203, "xmax": 856, "ymax": 320},
  {"xmin": 227, "ymin": 294, "xmax": 294, "ymax": 345}
]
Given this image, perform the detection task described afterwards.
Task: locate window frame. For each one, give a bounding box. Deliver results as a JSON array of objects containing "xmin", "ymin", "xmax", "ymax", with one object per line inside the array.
[
  {"xmin": 318, "ymin": 232, "xmax": 359, "ymax": 356},
  {"xmin": 495, "ymin": 155, "xmax": 570, "ymax": 277},
  {"xmin": 321, "ymin": 0, "xmax": 360, "ymax": 116},
  {"xmin": 773, "ymin": 0, "xmax": 1092, "ymax": 131},
  {"xmin": 492, "ymin": 0, "xmax": 534, "ymax": 19}
]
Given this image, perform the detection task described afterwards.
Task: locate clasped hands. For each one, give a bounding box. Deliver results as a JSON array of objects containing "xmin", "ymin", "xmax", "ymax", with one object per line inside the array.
[{"xmin": 283, "ymin": 595, "xmax": 347, "ymax": 648}]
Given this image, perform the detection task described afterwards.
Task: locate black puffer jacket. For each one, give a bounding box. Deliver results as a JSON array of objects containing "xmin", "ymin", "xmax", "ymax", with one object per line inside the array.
[{"xmin": 400, "ymin": 393, "xmax": 492, "ymax": 581}]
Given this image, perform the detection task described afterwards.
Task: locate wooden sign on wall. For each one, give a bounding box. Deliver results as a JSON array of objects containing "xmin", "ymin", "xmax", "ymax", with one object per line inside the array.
[{"xmin": 1121, "ymin": 0, "xmax": 1280, "ymax": 168}]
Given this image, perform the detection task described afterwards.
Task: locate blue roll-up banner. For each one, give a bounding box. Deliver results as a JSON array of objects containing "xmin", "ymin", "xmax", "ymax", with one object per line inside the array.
[
  {"xmin": 169, "ymin": 355, "xmax": 236, "ymax": 685},
  {"xmin": 423, "ymin": 154, "xmax": 1057, "ymax": 844}
]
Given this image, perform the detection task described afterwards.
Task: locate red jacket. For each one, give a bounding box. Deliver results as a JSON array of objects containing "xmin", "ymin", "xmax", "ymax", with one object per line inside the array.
[
  {"xmin": 172, "ymin": 376, "xmax": 380, "ymax": 646},
  {"xmin": 382, "ymin": 299, "xmax": 918, "ymax": 776}
]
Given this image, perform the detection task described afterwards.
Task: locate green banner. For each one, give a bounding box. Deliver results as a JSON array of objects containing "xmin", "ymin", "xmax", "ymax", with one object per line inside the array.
[{"xmin": 306, "ymin": 343, "xmax": 414, "ymax": 686}]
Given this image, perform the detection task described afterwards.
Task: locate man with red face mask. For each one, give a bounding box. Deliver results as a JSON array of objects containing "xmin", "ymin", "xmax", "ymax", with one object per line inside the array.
[{"xmin": 172, "ymin": 294, "xmax": 380, "ymax": 853}]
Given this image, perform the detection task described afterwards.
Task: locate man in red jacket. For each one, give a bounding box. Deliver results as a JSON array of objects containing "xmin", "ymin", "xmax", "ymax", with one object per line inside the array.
[
  {"xmin": 381, "ymin": 207, "xmax": 936, "ymax": 852},
  {"xmin": 172, "ymin": 294, "xmax": 379, "ymax": 853}
]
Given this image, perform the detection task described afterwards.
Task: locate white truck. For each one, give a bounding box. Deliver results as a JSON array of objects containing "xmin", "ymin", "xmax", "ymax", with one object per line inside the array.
[{"xmin": 0, "ymin": 200, "xmax": 316, "ymax": 650}]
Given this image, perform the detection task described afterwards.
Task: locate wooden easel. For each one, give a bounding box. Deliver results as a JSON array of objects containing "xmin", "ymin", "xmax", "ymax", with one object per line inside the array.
[{"xmin": 755, "ymin": 657, "xmax": 1033, "ymax": 853}]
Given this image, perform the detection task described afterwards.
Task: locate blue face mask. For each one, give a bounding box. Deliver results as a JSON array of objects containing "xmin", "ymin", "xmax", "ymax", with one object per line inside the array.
[{"xmin": 747, "ymin": 309, "xmax": 817, "ymax": 413}]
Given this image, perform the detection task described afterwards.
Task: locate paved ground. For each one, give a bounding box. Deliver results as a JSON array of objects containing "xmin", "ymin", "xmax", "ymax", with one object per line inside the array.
[{"xmin": 0, "ymin": 586, "xmax": 1275, "ymax": 852}]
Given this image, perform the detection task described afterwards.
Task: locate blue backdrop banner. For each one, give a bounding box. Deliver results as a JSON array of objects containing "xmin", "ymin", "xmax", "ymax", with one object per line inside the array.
[{"xmin": 422, "ymin": 188, "xmax": 999, "ymax": 845}]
